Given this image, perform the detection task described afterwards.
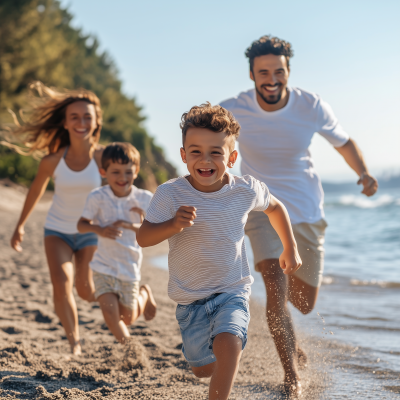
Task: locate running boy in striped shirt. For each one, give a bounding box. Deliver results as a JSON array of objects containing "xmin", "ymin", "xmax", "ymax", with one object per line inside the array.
[{"xmin": 137, "ymin": 103, "xmax": 301, "ymax": 400}]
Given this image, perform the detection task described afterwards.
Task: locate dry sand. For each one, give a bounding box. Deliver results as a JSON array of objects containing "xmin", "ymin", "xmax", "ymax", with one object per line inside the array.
[{"xmin": 0, "ymin": 181, "xmax": 329, "ymax": 399}]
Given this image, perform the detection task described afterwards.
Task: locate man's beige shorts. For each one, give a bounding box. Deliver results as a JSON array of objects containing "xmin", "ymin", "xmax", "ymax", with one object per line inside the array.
[
  {"xmin": 92, "ymin": 271, "xmax": 140, "ymax": 310},
  {"xmin": 245, "ymin": 211, "xmax": 328, "ymax": 288}
]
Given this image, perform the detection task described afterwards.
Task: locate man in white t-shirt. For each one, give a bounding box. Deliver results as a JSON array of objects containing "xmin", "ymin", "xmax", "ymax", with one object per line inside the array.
[{"xmin": 220, "ymin": 35, "xmax": 378, "ymax": 393}]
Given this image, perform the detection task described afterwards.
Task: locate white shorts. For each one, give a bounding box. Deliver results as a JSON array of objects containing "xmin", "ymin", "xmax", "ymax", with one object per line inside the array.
[
  {"xmin": 245, "ymin": 211, "xmax": 328, "ymax": 288},
  {"xmin": 93, "ymin": 271, "xmax": 140, "ymax": 310}
]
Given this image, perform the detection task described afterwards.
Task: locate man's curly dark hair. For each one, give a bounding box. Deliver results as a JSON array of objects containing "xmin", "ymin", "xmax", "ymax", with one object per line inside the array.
[{"xmin": 245, "ymin": 35, "xmax": 294, "ymax": 71}]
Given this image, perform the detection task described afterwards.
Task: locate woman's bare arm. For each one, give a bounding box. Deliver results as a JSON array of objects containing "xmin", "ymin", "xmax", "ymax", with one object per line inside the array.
[{"xmin": 10, "ymin": 154, "xmax": 59, "ymax": 251}]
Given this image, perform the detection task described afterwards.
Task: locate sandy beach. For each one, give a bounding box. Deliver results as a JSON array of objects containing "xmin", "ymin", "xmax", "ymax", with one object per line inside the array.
[{"xmin": 0, "ymin": 181, "xmax": 332, "ymax": 399}]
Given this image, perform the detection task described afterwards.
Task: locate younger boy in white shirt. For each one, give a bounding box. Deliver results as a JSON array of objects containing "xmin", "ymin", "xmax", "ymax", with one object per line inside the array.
[
  {"xmin": 137, "ymin": 103, "xmax": 302, "ymax": 400},
  {"xmin": 78, "ymin": 142, "xmax": 156, "ymax": 344}
]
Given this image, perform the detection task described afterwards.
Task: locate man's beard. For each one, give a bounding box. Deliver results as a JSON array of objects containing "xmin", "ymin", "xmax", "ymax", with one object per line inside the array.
[{"xmin": 255, "ymin": 84, "xmax": 284, "ymax": 105}]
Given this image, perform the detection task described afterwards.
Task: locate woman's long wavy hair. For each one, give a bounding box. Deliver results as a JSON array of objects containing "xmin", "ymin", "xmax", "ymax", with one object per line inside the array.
[{"xmin": 2, "ymin": 82, "xmax": 103, "ymax": 157}]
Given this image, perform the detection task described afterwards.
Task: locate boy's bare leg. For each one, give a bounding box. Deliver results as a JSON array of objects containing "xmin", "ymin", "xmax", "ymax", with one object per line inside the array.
[
  {"xmin": 98, "ymin": 293, "xmax": 130, "ymax": 343},
  {"xmin": 138, "ymin": 284, "xmax": 157, "ymax": 321},
  {"xmin": 258, "ymin": 259, "xmax": 301, "ymax": 394},
  {"xmin": 192, "ymin": 332, "xmax": 242, "ymax": 400},
  {"xmin": 74, "ymin": 246, "xmax": 97, "ymax": 302},
  {"xmin": 45, "ymin": 236, "xmax": 81, "ymax": 355},
  {"xmin": 119, "ymin": 301, "xmax": 138, "ymax": 326}
]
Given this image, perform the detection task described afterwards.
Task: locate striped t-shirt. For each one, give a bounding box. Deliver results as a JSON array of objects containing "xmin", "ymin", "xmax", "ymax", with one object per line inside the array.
[{"xmin": 146, "ymin": 173, "xmax": 270, "ymax": 304}]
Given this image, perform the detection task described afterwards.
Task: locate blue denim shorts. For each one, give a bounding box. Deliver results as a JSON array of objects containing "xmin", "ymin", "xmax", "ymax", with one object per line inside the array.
[
  {"xmin": 176, "ymin": 292, "xmax": 250, "ymax": 368},
  {"xmin": 44, "ymin": 228, "xmax": 98, "ymax": 252}
]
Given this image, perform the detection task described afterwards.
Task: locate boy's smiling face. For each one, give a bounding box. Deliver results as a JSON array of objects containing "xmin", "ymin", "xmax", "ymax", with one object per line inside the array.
[
  {"xmin": 180, "ymin": 127, "xmax": 238, "ymax": 192},
  {"xmin": 100, "ymin": 161, "xmax": 138, "ymax": 197}
]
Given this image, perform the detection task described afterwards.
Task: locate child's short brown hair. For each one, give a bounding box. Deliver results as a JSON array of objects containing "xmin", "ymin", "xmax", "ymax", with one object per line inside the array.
[
  {"xmin": 180, "ymin": 102, "xmax": 240, "ymax": 149},
  {"xmin": 101, "ymin": 142, "xmax": 140, "ymax": 172}
]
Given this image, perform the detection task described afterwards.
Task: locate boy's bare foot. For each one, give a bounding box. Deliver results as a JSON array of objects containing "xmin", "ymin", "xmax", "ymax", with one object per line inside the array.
[
  {"xmin": 71, "ymin": 340, "xmax": 82, "ymax": 356},
  {"xmin": 297, "ymin": 347, "xmax": 308, "ymax": 369},
  {"xmin": 140, "ymin": 284, "xmax": 157, "ymax": 321}
]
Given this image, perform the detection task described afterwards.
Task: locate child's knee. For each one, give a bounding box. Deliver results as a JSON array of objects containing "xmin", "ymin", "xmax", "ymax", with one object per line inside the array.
[
  {"xmin": 191, "ymin": 363, "xmax": 215, "ymax": 378},
  {"xmin": 120, "ymin": 304, "xmax": 138, "ymax": 326},
  {"xmin": 121, "ymin": 314, "xmax": 135, "ymax": 326},
  {"xmin": 213, "ymin": 332, "xmax": 243, "ymax": 360}
]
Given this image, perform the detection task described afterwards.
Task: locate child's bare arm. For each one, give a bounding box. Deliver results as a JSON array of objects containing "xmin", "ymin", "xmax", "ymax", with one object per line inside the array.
[
  {"xmin": 111, "ymin": 207, "xmax": 145, "ymax": 234},
  {"xmin": 137, "ymin": 206, "xmax": 196, "ymax": 247},
  {"xmin": 77, "ymin": 217, "xmax": 122, "ymax": 240},
  {"xmin": 264, "ymin": 195, "xmax": 302, "ymax": 275}
]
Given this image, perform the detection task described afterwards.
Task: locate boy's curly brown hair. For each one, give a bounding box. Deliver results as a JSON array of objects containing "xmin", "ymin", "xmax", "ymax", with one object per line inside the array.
[
  {"xmin": 245, "ymin": 35, "xmax": 294, "ymax": 71},
  {"xmin": 180, "ymin": 102, "xmax": 240, "ymax": 149}
]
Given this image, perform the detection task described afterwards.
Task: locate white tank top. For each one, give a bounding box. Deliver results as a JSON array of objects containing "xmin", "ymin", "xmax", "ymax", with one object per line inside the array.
[{"xmin": 44, "ymin": 148, "xmax": 102, "ymax": 234}]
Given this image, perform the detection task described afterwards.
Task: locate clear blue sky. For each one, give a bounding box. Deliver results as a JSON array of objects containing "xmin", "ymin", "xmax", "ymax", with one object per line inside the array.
[{"xmin": 60, "ymin": 0, "xmax": 400, "ymax": 181}]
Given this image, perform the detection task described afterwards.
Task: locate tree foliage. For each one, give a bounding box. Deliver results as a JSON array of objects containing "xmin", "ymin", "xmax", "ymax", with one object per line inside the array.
[{"xmin": 0, "ymin": 0, "xmax": 176, "ymax": 190}]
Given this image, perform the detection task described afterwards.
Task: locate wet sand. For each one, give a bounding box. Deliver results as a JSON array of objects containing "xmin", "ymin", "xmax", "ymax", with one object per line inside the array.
[{"xmin": 0, "ymin": 182, "xmax": 329, "ymax": 399}]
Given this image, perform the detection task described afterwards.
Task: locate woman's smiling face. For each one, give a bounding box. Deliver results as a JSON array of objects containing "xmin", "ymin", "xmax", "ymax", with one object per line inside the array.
[
  {"xmin": 64, "ymin": 101, "xmax": 98, "ymax": 142},
  {"xmin": 180, "ymin": 127, "xmax": 238, "ymax": 193}
]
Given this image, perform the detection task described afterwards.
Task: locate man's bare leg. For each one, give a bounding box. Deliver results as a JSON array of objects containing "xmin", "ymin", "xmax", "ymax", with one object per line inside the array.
[
  {"xmin": 191, "ymin": 332, "xmax": 242, "ymax": 400},
  {"xmin": 259, "ymin": 259, "xmax": 319, "ymax": 393},
  {"xmin": 288, "ymin": 274, "xmax": 319, "ymax": 368},
  {"xmin": 288, "ymin": 275, "xmax": 319, "ymax": 315},
  {"xmin": 259, "ymin": 259, "xmax": 300, "ymax": 392}
]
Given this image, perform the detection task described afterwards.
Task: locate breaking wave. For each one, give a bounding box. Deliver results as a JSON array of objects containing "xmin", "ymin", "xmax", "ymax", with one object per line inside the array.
[
  {"xmin": 322, "ymin": 275, "xmax": 400, "ymax": 289},
  {"xmin": 326, "ymin": 194, "xmax": 399, "ymax": 209}
]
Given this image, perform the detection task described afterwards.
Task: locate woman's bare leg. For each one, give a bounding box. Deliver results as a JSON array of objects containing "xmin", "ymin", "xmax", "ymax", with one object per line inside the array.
[
  {"xmin": 74, "ymin": 245, "xmax": 96, "ymax": 302},
  {"xmin": 44, "ymin": 236, "xmax": 81, "ymax": 354}
]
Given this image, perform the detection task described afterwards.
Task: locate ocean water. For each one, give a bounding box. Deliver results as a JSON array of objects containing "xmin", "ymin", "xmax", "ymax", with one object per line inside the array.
[{"xmin": 151, "ymin": 182, "xmax": 400, "ymax": 398}]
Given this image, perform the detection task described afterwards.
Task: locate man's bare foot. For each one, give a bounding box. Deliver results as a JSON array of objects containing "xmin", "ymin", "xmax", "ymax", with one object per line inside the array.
[
  {"xmin": 297, "ymin": 347, "xmax": 308, "ymax": 369},
  {"xmin": 140, "ymin": 284, "xmax": 157, "ymax": 321},
  {"xmin": 283, "ymin": 376, "xmax": 302, "ymax": 398},
  {"xmin": 71, "ymin": 340, "xmax": 82, "ymax": 356}
]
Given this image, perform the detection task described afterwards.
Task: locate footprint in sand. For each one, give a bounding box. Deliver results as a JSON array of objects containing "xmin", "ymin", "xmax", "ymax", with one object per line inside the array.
[
  {"xmin": 22, "ymin": 309, "xmax": 52, "ymax": 323},
  {"xmin": 1, "ymin": 327, "xmax": 22, "ymax": 335}
]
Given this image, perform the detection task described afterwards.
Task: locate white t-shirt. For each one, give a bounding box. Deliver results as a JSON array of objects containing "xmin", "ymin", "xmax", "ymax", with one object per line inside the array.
[
  {"xmin": 220, "ymin": 87, "xmax": 349, "ymax": 224},
  {"xmin": 145, "ymin": 174, "xmax": 270, "ymax": 304},
  {"xmin": 81, "ymin": 185, "xmax": 153, "ymax": 282}
]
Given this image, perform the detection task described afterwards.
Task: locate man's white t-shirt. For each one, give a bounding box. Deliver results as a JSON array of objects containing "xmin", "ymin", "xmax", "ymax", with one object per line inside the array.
[
  {"xmin": 145, "ymin": 174, "xmax": 270, "ymax": 305},
  {"xmin": 81, "ymin": 185, "xmax": 153, "ymax": 282},
  {"xmin": 220, "ymin": 87, "xmax": 349, "ymax": 224}
]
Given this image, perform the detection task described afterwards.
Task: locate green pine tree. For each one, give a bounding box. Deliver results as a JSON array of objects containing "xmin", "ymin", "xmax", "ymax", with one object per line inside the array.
[{"xmin": 0, "ymin": 0, "xmax": 176, "ymax": 190}]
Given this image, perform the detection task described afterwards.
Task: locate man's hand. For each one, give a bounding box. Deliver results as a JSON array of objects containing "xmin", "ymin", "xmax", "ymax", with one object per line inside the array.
[
  {"xmin": 172, "ymin": 206, "xmax": 196, "ymax": 232},
  {"xmin": 279, "ymin": 248, "xmax": 302, "ymax": 275},
  {"xmin": 99, "ymin": 224, "xmax": 123, "ymax": 240},
  {"xmin": 357, "ymin": 172, "xmax": 378, "ymax": 197}
]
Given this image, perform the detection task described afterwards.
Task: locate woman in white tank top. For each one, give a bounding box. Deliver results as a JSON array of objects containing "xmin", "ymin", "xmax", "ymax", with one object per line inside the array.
[{"xmin": 9, "ymin": 82, "xmax": 103, "ymax": 355}]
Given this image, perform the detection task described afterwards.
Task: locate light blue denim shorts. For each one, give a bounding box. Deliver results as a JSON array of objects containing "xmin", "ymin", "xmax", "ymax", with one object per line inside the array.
[
  {"xmin": 176, "ymin": 292, "xmax": 250, "ymax": 368},
  {"xmin": 44, "ymin": 228, "xmax": 98, "ymax": 252}
]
